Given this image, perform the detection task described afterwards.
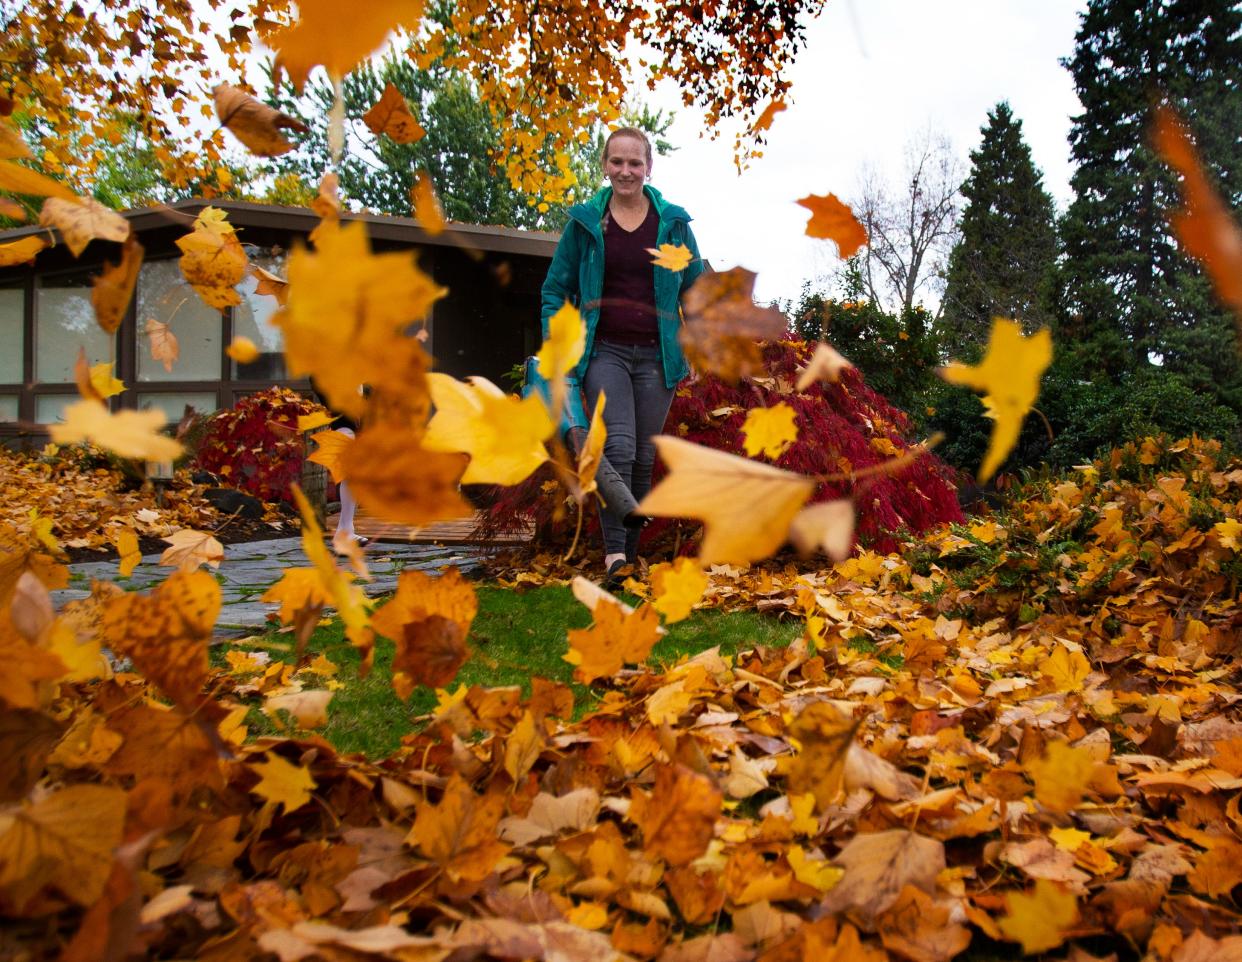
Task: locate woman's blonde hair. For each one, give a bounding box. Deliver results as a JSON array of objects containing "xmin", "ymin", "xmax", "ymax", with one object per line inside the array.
[{"xmin": 602, "ymin": 127, "xmax": 653, "ymax": 168}]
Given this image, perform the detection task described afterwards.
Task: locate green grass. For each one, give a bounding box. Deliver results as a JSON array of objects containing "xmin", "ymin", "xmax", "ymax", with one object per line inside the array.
[{"xmin": 216, "ymin": 583, "xmax": 800, "ymax": 757}]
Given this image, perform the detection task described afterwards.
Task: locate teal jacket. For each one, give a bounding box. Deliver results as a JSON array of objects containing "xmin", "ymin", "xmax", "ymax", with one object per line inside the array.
[{"xmin": 540, "ymin": 185, "xmax": 705, "ymax": 431}]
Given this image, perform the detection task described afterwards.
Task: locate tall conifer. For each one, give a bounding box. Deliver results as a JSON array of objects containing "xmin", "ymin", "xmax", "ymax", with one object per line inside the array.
[
  {"xmin": 1058, "ymin": 0, "xmax": 1242, "ymax": 405},
  {"xmin": 942, "ymin": 102, "xmax": 1058, "ymax": 351}
]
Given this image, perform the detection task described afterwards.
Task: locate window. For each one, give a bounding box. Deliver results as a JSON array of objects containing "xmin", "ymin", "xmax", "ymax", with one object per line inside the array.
[
  {"xmin": 232, "ymin": 254, "xmax": 288, "ymax": 380},
  {"xmin": 35, "ymin": 394, "xmax": 76, "ymax": 424},
  {"xmin": 136, "ymin": 391, "xmax": 220, "ymax": 422},
  {"xmin": 35, "ymin": 272, "xmax": 112, "ymax": 384},
  {"xmin": 136, "ymin": 259, "xmax": 222, "ymax": 382},
  {"xmin": 0, "ymin": 281, "xmax": 22, "ymax": 384},
  {"xmin": 0, "ymin": 396, "xmax": 17, "ymax": 422}
]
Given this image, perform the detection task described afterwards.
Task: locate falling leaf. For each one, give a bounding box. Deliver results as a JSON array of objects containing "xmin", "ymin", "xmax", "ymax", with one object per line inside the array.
[
  {"xmin": 225, "ymin": 336, "xmax": 260, "ymax": 363},
  {"xmin": 751, "ymin": 98, "xmax": 786, "ymax": 133},
  {"xmin": 297, "ymin": 410, "xmax": 337, "ymax": 432},
  {"xmin": 87, "ymin": 362, "xmax": 124, "ymax": 400},
  {"xmin": 145, "ymin": 319, "xmax": 179, "ymax": 373},
  {"xmin": 0, "ymin": 784, "xmax": 126, "ymax": 909},
  {"xmin": 423, "ymin": 374, "xmax": 553, "ymax": 486},
  {"xmin": 175, "ymin": 206, "xmax": 248, "ymax": 310},
  {"xmin": 38, "ymin": 196, "xmax": 129, "ymax": 257},
  {"xmin": 411, "ymin": 171, "xmax": 446, "ymax": 235},
  {"xmin": 1152, "ymin": 105, "xmax": 1242, "ymax": 320},
  {"xmin": 787, "ymin": 701, "xmax": 861, "ymax": 811},
  {"xmin": 113, "ymin": 529, "xmax": 140, "ymax": 577},
  {"xmin": 260, "ymin": 568, "xmax": 330, "ymax": 647},
  {"xmin": 537, "ymin": 301, "xmax": 585, "ymax": 381},
  {"xmin": 819, "ymin": 830, "xmax": 946, "ymax": 925},
  {"xmin": 252, "ymin": 264, "xmax": 289, "ymax": 304},
  {"xmin": 49, "ymin": 400, "xmax": 182, "ymax": 461},
  {"xmin": 363, "ymin": 82, "xmax": 426, "ymax": 144},
  {"xmin": 340, "ymin": 428, "xmax": 470, "ymax": 526},
  {"xmin": 159, "ymin": 529, "xmax": 224, "ymax": 572},
  {"xmin": 0, "ymin": 120, "xmax": 30, "ymax": 160},
  {"xmin": 264, "ymin": 690, "xmax": 333, "ymax": 729},
  {"xmin": 91, "ymin": 236, "xmax": 143, "ymax": 334},
  {"xmin": 407, "ymin": 773, "xmax": 510, "ymax": 882},
  {"xmin": 278, "ymin": 219, "xmax": 444, "ymax": 421},
  {"xmin": 939, "ymin": 318, "xmax": 1052, "ymax": 481},
  {"xmin": 249, "ymin": 753, "xmax": 317, "ymax": 813},
  {"xmin": 307, "ymin": 429, "xmax": 354, "ymax": 484},
  {"xmin": 371, "ymin": 567, "xmax": 477, "ymax": 698},
  {"xmin": 0, "ymin": 197, "xmax": 25, "ymax": 221},
  {"xmin": 648, "ymin": 243, "xmax": 694, "ymax": 271},
  {"xmin": 0, "ymin": 235, "xmax": 49, "ymax": 267},
  {"xmin": 213, "ymin": 83, "xmax": 309, "ymax": 157},
  {"xmin": 268, "ymin": 0, "xmax": 426, "ymax": 90},
  {"xmin": 795, "ymin": 341, "xmax": 853, "ymax": 390},
  {"xmin": 997, "ymin": 879, "xmax": 1078, "ymax": 955},
  {"xmin": 788, "ymin": 499, "xmax": 855, "ymax": 561},
  {"xmin": 99, "ymin": 570, "xmax": 221, "ymax": 717},
  {"xmin": 0, "ymin": 159, "xmax": 78, "ymax": 200},
  {"xmin": 741, "ymin": 402, "xmax": 798, "ymax": 460},
  {"xmin": 576, "ymin": 392, "xmax": 607, "ymax": 498},
  {"xmin": 638, "ymin": 436, "xmax": 815, "ymax": 565},
  {"xmin": 630, "ymin": 763, "xmax": 722, "ymax": 866},
  {"xmin": 796, "ymin": 192, "xmax": 868, "ymax": 258},
  {"xmin": 679, "ymin": 267, "xmax": 789, "ymax": 383},
  {"xmin": 564, "ymin": 599, "xmax": 663, "ymax": 684},
  {"xmin": 649, "ymin": 557, "xmax": 708, "ymax": 623}
]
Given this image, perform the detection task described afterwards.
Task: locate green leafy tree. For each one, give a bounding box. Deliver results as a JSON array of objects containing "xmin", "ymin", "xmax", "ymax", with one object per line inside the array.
[
  {"xmin": 265, "ymin": 54, "xmax": 672, "ymax": 231},
  {"xmin": 942, "ymin": 103, "xmax": 1058, "ymax": 351},
  {"xmin": 1058, "ymin": 0, "xmax": 1242, "ymax": 408}
]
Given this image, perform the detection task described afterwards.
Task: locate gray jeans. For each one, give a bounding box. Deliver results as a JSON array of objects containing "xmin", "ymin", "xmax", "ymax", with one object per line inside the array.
[{"xmin": 583, "ymin": 340, "xmax": 675, "ymax": 559}]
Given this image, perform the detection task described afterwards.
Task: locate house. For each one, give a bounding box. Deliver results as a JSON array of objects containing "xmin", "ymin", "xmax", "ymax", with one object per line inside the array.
[{"xmin": 0, "ymin": 199, "xmax": 558, "ymax": 446}]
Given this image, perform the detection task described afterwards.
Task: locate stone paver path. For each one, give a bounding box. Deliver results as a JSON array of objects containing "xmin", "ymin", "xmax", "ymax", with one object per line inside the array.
[{"xmin": 54, "ymin": 537, "xmax": 490, "ymax": 636}]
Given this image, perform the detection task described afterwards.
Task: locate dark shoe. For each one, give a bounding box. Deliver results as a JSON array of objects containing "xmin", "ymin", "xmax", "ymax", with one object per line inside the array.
[{"xmin": 602, "ymin": 558, "xmax": 631, "ymax": 591}]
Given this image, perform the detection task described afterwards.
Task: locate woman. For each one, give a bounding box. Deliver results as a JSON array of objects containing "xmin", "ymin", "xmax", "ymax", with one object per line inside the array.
[{"xmin": 540, "ymin": 127, "xmax": 705, "ymax": 584}]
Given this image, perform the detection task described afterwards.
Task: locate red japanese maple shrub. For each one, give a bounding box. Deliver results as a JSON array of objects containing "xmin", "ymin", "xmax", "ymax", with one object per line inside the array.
[
  {"xmin": 481, "ymin": 341, "xmax": 964, "ymax": 556},
  {"xmin": 193, "ymin": 387, "xmax": 324, "ymax": 504}
]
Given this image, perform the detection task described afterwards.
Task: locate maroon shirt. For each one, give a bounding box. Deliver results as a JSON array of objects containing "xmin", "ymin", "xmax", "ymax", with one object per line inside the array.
[{"xmin": 597, "ymin": 203, "xmax": 659, "ymax": 346}]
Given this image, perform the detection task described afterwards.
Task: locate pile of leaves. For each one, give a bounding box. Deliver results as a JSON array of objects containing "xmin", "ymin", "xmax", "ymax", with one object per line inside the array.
[
  {"xmin": 4, "ymin": 433, "xmax": 1242, "ymax": 959},
  {"xmin": 0, "ymin": 444, "xmax": 223, "ymax": 554},
  {"xmin": 482, "ymin": 340, "xmax": 964, "ymax": 556},
  {"xmin": 193, "ymin": 387, "xmax": 328, "ymax": 505}
]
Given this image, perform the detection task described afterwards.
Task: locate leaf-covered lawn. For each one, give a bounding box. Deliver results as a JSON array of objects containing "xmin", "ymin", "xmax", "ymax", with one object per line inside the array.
[{"xmin": 221, "ymin": 583, "xmax": 801, "ymax": 757}]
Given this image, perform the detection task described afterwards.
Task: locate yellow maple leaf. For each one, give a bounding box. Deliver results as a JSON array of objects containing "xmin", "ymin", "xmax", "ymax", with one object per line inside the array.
[
  {"xmin": 1214, "ymin": 517, "xmax": 1242, "ymax": 551},
  {"xmin": 423, "ymin": 373, "xmax": 553, "ymax": 486},
  {"xmin": 787, "ymin": 845, "xmax": 844, "ymax": 893},
  {"xmin": 307, "ymin": 429, "xmax": 354, "ymax": 484},
  {"xmin": 564, "ymin": 599, "xmax": 663, "ymax": 684},
  {"xmin": 88, "ymin": 362, "xmax": 125, "ymax": 400},
  {"xmin": 297, "ymin": 410, "xmax": 337, "ymax": 432},
  {"xmin": 249, "ymin": 753, "xmax": 317, "ymax": 813},
  {"xmin": 279, "ymin": 219, "xmax": 443, "ymax": 421},
  {"xmin": 1047, "ymin": 827, "xmax": 1092, "ymax": 852},
  {"xmin": 268, "ymin": 0, "xmax": 425, "ymax": 90},
  {"xmin": 649, "ymin": 557, "xmax": 708, "ymax": 623},
  {"xmin": 411, "ymin": 170, "xmax": 446, "ymax": 235},
  {"xmin": 1024, "ymin": 740, "xmax": 1095, "ymax": 814},
  {"xmin": 537, "ymin": 301, "xmax": 586, "ymax": 381},
  {"xmin": 576, "ymin": 391, "xmax": 607, "ymax": 498},
  {"xmin": 175, "ymin": 206, "xmax": 248, "ymax": 310},
  {"xmin": 225, "ymin": 336, "xmax": 260, "ymax": 364},
  {"xmin": 1039, "ymin": 644, "xmax": 1091, "ymax": 692},
  {"xmin": 0, "ymin": 159, "xmax": 78, "ymax": 200},
  {"xmin": 741, "ymin": 402, "xmax": 799, "ymax": 460},
  {"xmin": 113, "ymin": 528, "xmax": 141, "ymax": 577},
  {"xmin": 647, "ymin": 243, "xmax": 694, "ymax": 271},
  {"xmin": 49, "ymin": 400, "xmax": 182, "ymax": 462},
  {"xmin": 939, "ymin": 318, "xmax": 1052, "ymax": 481},
  {"xmin": 997, "ymin": 879, "xmax": 1078, "ymax": 954},
  {"xmin": 638, "ymin": 436, "xmax": 815, "ymax": 565},
  {"xmin": 0, "ymin": 235, "xmax": 50, "ymax": 267}
]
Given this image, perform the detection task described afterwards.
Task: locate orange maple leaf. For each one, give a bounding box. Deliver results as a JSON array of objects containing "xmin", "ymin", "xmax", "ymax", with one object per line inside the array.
[
  {"xmin": 564, "ymin": 599, "xmax": 663, "ymax": 684},
  {"xmin": 407, "ymin": 773, "xmax": 510, "ymax": 882},
  {"xmin": 630, "ymin": 763, "xmax": 722, "ymax": 866},
  {"xmin": 795, "ymin": 192, "xmax": 868, "ymax": 258},
  {"xmin": 363, "ymin": 83, "xmax": 426, "ymax": 145}
]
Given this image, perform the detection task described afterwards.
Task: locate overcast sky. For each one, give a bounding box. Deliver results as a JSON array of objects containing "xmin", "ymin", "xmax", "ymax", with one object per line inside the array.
[{"xmin": 638, "ymin": 0, "xmax": 1086, "ymax": 304}]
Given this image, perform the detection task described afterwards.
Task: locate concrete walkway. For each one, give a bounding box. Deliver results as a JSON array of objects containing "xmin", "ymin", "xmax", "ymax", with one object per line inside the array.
[{"xmin": 54, "ymin": 537, "xmax": 490, "ymax": 636}]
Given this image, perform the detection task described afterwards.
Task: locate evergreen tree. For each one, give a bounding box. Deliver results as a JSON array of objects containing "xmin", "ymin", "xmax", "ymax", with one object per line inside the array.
[
  {"xmin": 1058, "ymin": 0, "xmax": 1242, "ymax": 407},
  {"xmin": 941, "ymin": 102, "xmax": 1057, "ymax": 351}
]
